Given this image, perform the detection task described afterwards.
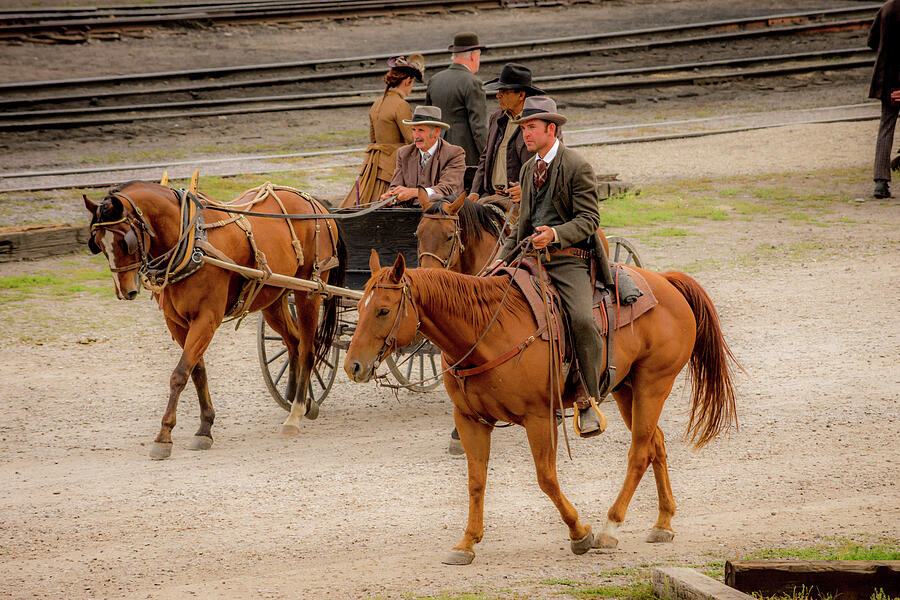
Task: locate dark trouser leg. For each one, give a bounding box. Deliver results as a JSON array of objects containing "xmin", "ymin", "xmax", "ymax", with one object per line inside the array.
[
  {"xmin": 874, "ymin": 100, "xmax": 899, "ymax": 182},
  {"xmin": 543, "ymin": 255, "xmax": 603, "ymax": 400}
]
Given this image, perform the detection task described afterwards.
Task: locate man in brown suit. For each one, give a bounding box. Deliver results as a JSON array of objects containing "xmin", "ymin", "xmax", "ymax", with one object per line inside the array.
[
  {"xmin": 426, "ymin": 32, "xmax": 488, "ymax": 168},
  {"xmin": 496, "ymin": 97, "xmax": 613, "ymax": 438},
  {"xmin": 868, "ymin": 0, "xmax": 900, "ymax": 198},
  {"xmin": 470, "ymin": 63, "xmax": 551, "ymax": 201},
  {"xmin": 380, "ymin": 105, "xmax": 466, "ymax": 205}
]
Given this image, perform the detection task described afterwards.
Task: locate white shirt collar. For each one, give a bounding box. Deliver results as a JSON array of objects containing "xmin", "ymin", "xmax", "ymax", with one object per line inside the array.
[
  {"xmin": 538, "ymin": 138, "xmax": 560, "ymax": 164},
  {"xmin": 420, "ymin": 138, "xmax": 440, "ymax": 158}
]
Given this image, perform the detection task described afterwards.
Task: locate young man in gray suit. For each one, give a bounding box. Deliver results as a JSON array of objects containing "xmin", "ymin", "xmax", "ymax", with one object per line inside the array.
[
  {"xmin": 426, "ymin": 32, "xmax": 489, "ymax": 168},
  {"xmin": 496, "ymin": 97, "xmax": 611, "ymax": 438}
]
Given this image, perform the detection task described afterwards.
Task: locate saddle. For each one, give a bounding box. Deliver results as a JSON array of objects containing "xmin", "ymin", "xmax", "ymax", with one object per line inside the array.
[{"xmin": 495, "ymin": 256, "xmax": 657, "ymax": 397}]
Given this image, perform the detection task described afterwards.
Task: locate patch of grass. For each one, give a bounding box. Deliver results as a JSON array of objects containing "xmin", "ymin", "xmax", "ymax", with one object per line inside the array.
[
  {"xmin": 0, "ymin": 261, "xmax": 110, "ymax": 305},
  {"xmin": 570, "ymin": 583, "xmax": 655, "ymax": 599},
  {"xmin": 717, "ymin": 188, "xmax": 740, "ymax": 198},
  {"xmin": 600, "ymin": 190, "xmax": 726, "ymax": 228},
  {"xmin": 750, "ymin": 539, "xmax": 900, "ymax": 561},
  {"xmin": 648, "ymin": 227, "xmax": 690, "ymax": 237}
]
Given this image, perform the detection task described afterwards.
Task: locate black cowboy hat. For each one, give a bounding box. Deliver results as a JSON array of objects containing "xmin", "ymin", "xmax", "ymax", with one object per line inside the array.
[
  {"xmin": 448, "ymin": 31, "xmax": 486, "ymax": 53},
  {"xmin": 483, "ymin": 63, "xmax": 545, "ymax": 96}
]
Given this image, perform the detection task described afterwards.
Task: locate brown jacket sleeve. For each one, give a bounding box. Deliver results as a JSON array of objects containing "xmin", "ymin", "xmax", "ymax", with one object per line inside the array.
[
  {"xmin": 390, "ymin": 145, "xmax": 413, "ymax": 188},
  {"xmin": 431, "ymin": 143, "xmax": 466, "ymax": 198},
  {"xmin": 395, "ymin": 99, "xmax": 414, "ymax": 144}
]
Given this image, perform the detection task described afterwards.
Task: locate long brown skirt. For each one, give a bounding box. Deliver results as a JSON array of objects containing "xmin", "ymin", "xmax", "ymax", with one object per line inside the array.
[{"xmin": 340, "ymin": 143, "xmax": 399, "ymax": 208}]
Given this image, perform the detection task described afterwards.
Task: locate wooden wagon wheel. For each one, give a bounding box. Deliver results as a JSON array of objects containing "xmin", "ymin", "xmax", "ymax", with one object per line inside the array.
[
  {"xmin": 607, "ymin": 236, "xmax": 644, "ymax": 269},
  {"xmin": 257, "ymin": 300, "xmax": 340, "ymax": 412},
  {"xmin": 385, "ymin": 333, "xmax": 444, "ymax": 392}
]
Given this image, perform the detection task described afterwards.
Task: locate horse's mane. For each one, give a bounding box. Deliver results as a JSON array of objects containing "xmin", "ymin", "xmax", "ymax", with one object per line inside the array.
[
  {"xmin": 424, "ymin": 197, "xmax": 503, "ymax": 245},
  {"xmin": 367, "ymin": 267, "xmax": 530, "ymax": 332}
]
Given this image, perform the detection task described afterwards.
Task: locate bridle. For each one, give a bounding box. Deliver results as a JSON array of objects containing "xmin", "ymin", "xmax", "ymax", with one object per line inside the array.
[
  {"xmin": 89, "ymin": 192, "xmax": 156, "ymax": 273},
  {"xmin": 368, "ymin": 276, "xmax": 421, "ymax": 370},
  {"xmin": 417, "ymin": 212, "xmax": 464, "ymax": 270}
]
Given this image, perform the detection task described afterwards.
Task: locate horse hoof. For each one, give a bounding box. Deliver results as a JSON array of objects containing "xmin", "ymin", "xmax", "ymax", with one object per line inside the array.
[
  {"xmin": 441, "ymin": 549, "xmax": 475, "ymax": 565},
  {"xmin": 279, "ymin": 424, "xmax": 301, "ymax": 438},
  {"xmin": 593, "ymin": 533, "xmax": 619, "ymax": 549},
  {"xmin": 149, "ymin": 442, "xmax": 172, "ymax": 460},
  {"xmin": 304, "ymin": 399, "xmax": 319, "ymax": 421},
  {"xmin": 571, "ymin": 529, "xmax": 594, "ymax": 555},
  {"xmin": 188, "ymin": 435, "xmax": 213, "ymax": 451},
  {"xmin": 448, "ymin": 437, "xmax": 465, "ymax": 456},
  {"xmin": 646, "ymin": 527, "xmax": 675, "ymax": 543}
]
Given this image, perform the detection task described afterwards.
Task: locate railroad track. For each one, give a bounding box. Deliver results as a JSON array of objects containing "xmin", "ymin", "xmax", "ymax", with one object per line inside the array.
[
  {"xmin": 0, "ymin": 0, "xmax": 532, "ymax": 40},
  {"xmin": 0, "ymin": 5, "xmax": 879, "ymax": 132}
]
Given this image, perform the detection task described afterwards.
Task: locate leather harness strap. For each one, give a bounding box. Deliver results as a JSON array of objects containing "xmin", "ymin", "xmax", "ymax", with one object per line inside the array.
[{"xmin": 450, "ymin": 323, "xmax": 547, "ymax": 379}]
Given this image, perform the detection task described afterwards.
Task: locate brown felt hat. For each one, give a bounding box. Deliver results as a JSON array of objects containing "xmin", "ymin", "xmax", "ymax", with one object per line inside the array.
[
  {"xmin": 512, "ymin": 96, "xmax": 567, "ymax": 126},
  {"xmin": 402, "ymin": 105, "xmax": 451, "ymax": 130},
  {"xmin": 448, "ymin": 31, "xmax": 486, "ymax": 53},
  {"xmin": 387, "ymin": 53, "xmax": 425, "ymax": 82}
]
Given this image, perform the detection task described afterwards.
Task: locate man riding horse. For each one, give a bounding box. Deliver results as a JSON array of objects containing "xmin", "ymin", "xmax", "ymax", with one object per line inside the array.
[{"xmin": 494, "ymin": 96, "xmax": 639, "ymax": 438}]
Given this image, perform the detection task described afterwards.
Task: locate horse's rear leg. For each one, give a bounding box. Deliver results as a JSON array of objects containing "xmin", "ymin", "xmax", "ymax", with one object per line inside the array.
[
  {"xmin": 596, "ymin": 380, "xmax": 676, "ymax": 547},
  {"xmin": 523, "ymin": 415, "xmax": 594, "ymax": 555},
  {"xmin": 153, "ymin": 313, "xmax": 218, "ymax": 460},
  {"xmin": 280, "ymin": 292, "xmax": 322, "ymax": 436},
  {"xmin": 443, "ymin": 406, "xmax": 492, "ymax": 566}
]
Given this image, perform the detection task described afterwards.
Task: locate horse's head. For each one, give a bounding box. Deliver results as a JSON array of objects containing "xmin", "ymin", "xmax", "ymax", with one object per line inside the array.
[
  {"xmin": 83, "ymin": 182, "xmax": 156, "ymax": 300},
  {"xmin": 415, "ymin": 189, "xmax": 466, "ymax": 270},
  {"xmin": 344, "ymin": 250, "xmax": 420, "ymax": 382}
]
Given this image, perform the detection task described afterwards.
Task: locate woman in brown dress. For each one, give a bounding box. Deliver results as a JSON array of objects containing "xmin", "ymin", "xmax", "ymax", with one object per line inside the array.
[{"xmin": 341, "ymin": 54, "xmax": 425, "ymax": 207}]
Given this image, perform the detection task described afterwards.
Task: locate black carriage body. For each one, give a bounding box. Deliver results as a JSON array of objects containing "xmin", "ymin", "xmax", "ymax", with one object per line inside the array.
[{"xmin": 335, "ymin": 207, "xmax": 422, "ymax": 290}]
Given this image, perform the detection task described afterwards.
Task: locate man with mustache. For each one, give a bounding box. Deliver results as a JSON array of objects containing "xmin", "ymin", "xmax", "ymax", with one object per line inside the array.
[{"xmin": 380, "ymin": 105, "xmax": 466, "ymax": 206}]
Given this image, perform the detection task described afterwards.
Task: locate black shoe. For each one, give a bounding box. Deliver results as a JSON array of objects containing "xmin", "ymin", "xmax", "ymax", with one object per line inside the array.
[{"xmin": 874, "ymin": 180, "xmax": 891, "ymax": 199}]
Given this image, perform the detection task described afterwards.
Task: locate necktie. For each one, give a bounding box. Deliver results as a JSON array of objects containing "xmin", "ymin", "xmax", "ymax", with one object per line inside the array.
[
  {"xmin": 534, "ymin": 157, "xmax": 548, "ymax": 189},
  {"xmin": 420, "ymin": 151, "xmax": 431, "ymax": 169}
]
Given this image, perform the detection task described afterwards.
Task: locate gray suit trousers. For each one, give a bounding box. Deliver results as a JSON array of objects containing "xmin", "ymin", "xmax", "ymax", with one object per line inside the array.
[
  {"xmin": 874, "ymin": 100, "xmax": 899, "ymax": 181},
  {"xmin": 539, "ymin": 254, "xmax": 603, "ymax": 400}
]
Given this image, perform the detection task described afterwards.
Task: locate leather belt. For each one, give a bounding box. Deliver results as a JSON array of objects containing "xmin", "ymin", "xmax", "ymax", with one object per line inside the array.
[{"xmin": 549, "ymin": 246, "xmax": 592, "ymax": 261}]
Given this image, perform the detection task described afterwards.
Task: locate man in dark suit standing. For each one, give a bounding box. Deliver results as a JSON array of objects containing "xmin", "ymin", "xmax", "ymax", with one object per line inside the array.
[
  {"xmin": 868, "ymin": 0, "xmax": 900, "ymax": 198},
  {"xmin": 470, "ymin": 63, "xmax": 550, "ymax": 202},
  {"xmin": 380, "ymin": 105, "xmax": 466, "ymax": 205},
  {"xmin": 496, "ymin": 97, "xmax": 610, "ymax": 438},
  {"xmin": 426, "ymin": 32, "xmax": 488, "ymax": 169}
]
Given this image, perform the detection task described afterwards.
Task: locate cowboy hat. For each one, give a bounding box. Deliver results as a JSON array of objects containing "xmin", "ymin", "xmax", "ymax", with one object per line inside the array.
[
  {"xmin": 448, "ymin": 31, "xmax": 486, "ymax": 53},
  {"xmin": 387, "ymin": 53, "xmax": 425, "ymax": 82},
  {"xmin": 402, "ymin": 105, "xmax": 451, "ymax": 130},
  {"xmin": 512, "ymin": 96, "xmax": 567, "ymax": 126},
  {"xmin": 483, "ymin": 63, "xmax": 545, "ymax": 96}
]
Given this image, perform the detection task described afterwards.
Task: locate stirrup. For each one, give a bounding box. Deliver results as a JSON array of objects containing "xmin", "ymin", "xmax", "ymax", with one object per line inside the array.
[{"xmin": 573, "ymin": 396, "xmax": 607, "ymax": 439}]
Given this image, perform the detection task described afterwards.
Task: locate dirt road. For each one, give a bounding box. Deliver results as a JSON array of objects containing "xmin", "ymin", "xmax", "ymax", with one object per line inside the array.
[{"xmin": 2, "ymin": 118, "xmax": 898, "ymax": 598}]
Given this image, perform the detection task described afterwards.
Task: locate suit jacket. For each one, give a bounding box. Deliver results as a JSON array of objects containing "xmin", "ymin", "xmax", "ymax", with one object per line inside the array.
[
  {"xmin": 471, "ymin": 109, "xmax": 564, "ymax": 196},
  {"xmin": 499, "ymin": 144, "xmax": 604, "ymax": 265},
  {"xmin": 425, "ymin": 63, "xmax": 488, "ymax": 166},
  {"xmin": 868, "ymin": 0, "xmax": 900, "ymax": 101},
  {"xmin": 390, "ymin": 137, "xmax": 466, "ymax": 201}
]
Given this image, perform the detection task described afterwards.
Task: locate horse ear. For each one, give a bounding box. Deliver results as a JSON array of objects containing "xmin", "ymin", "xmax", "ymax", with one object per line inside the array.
[
  {"xmin": 368, "ymin": 248, "xmax": 381, "ymax": 273},
  {"xmin": 446, "ymin": 191, "xmax": 466, "ymax": 215},
  {"xmin": 107, "ymin": 195, "xmax": 124, "ymax": 218},
  {"xmin": 83, "ymin": 194, "xmax": 99, "ymax": 213},
  {"xmin": 390, "ymin": 253, "xmax": 406, "ymax": 283},
  {"xmin": 418, "ymin": 188, "xmax": 432, "ymax": 210}
]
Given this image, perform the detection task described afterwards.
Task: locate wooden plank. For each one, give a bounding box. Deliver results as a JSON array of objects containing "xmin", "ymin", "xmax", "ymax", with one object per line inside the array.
[
  {"xmin": 0, "ymin": 224, "xmax": 89, "ymax": 262},
  {"xmin": 725, "ymin": 559, "xmax": 900, "ymax": 600},
  {"xmin": 652, "ymin": 567, "xmax": 755, "ymax": 600},
  {"xmin": 200, "ymin": 256, "xmax": 363, "ymax": 300}
]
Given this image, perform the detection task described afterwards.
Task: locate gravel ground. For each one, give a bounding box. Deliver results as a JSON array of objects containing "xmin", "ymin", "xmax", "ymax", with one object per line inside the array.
[{"xmin": 0, "ymin": 122, "xmax": 898, "ymax": 598}]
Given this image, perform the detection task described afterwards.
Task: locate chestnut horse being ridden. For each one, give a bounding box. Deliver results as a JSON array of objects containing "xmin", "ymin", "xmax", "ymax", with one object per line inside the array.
[
  {"xmin": 85, "ymin": 180, "xmax": 346, "ymax": 459},
  {"xmin": 345, "ymin": 251, "xmax": 738, "ymax": 564}
]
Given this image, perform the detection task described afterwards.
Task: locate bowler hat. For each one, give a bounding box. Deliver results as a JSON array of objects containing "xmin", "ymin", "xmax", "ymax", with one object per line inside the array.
[
  {"xmin": 483, "ymin": 63, "xmax": 545, "ymax": 96},
  {"xmin": 512, "ymin": 96, "xmax": 567, "ymax": 126},
  {"xmin": 402, "ymin": 105, "xmax": 451, "ymax": 130},
  {"xmin": 387, "ymin": 53, "xmax": 425, "ymax": 82},
  {"xmin": 448, "ymin": 31, "xmax": 486, "ymax": 53}
]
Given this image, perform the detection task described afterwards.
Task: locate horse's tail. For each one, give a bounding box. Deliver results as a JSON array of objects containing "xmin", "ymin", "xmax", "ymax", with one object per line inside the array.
[
  {"xmin": 314, "ymin": 234, "xmax": 348, "ymax": 365},
  {"xmin": 662, "ymin": 271, "xmax": 740, "ymax": 448}
]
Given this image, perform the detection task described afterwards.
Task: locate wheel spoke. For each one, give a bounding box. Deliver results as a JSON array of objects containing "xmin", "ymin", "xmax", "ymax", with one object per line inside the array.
[
  {"xmin": 314, "ymin": 368, "xmax": 326, "ymax": 389},
  {"xmin": 263, "ymin": 335, "xmax": 282, "ymax": 341},
  {"xmin": 429, "ymin": 353, "xmax": 438, "ymax": 377},
  {"xmin": 405, "ymin": 355, "xmax": 414, "ymax": 379},
  {"xmin": 273, "ymin": 359, "xmax": 289, "ymax": 385},
  {"xmin": 266, "ymin": 347, "xmax": 287, "ymax": 365}
]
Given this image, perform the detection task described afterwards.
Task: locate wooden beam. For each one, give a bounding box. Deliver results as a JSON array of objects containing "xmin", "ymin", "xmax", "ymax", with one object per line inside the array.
[
  {"xmin": 652, "ymin": 567, "xmax": 755, "ymax": 600},
  {"xmin": 200, "ymin": 255, "xmax": 363, "ymax": 300},
  {"xmin": 725, "ymin": 560, "xmax": 900, "ymax": 600},
  {"xmin": 0, "ymin": 224, "xmax": 89, "ymax": 262}
]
